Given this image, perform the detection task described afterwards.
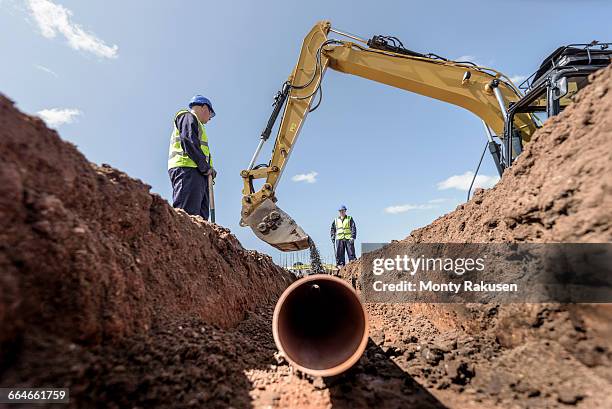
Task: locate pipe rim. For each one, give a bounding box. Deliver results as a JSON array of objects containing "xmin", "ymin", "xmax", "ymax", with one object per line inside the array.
[{"xmin": 272, "ymin": 274, "xmax": 369, "ymax": 377}]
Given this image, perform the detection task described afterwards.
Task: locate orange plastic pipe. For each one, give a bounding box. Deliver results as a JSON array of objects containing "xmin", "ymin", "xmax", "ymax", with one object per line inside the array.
[{"xmin": 272, "ymin": 274, "xmax": 369, "ymax": 376}]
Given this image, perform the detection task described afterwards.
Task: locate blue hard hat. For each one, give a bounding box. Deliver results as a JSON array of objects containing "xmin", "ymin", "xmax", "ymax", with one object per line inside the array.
[
  {"xmin": 338, "ymin": 205, "xmax": 347, "ymax": 211},
  {"xmin": 189, "ymin": 95, "xmax": 215, "ymax": 118}
]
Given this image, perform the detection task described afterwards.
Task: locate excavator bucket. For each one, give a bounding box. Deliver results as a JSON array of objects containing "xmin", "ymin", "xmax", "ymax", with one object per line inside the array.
[{"xmin": 242, "ymin": 198, "xmax": 310, "ymax": 251}]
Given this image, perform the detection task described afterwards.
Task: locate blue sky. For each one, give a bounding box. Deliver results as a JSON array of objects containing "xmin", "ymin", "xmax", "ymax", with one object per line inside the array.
[{"xmin": 1, "ymin": 0, "xmax": 611, "ymax": 264}]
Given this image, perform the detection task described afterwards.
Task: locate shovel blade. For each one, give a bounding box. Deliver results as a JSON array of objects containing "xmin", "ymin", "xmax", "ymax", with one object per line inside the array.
[{"xmin": 243, "ymin": 199, "xmax": 310, "ymax": 251}]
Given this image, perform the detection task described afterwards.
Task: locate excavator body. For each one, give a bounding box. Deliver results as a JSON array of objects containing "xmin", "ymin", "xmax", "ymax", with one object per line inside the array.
[{"xmin": 240, "ymin": 20, "xmax": 611, "ymax": 251}]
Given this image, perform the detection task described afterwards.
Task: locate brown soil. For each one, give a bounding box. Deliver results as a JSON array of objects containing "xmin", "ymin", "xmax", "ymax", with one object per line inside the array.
[
  {"xmin": 340, "ymin": 65, "xmax": 612, "ymax": 408},
  {"xmin": 0, "ymin": 93, "xmax": 293, "ymax": 406},
  {"xmin": 1, "ymin": 65, "xmax": 610, "ymax": 408}
]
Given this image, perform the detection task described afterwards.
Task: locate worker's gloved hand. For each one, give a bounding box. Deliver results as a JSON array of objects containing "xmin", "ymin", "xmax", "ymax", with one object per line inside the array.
[{"xmin": 204, "ymin": 168, "xmax": 217, "ymax": 179}]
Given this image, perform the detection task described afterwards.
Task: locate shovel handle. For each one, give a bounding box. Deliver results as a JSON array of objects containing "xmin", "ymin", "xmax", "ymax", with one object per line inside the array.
[{"xmin": 208, "ymin": 173, "xmax": 215, "ymax": 223}]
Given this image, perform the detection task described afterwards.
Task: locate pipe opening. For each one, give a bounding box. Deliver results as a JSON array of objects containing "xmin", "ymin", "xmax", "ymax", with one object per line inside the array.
[{"xmin": 273, "ymin": 275, "xmax": 368, "ymax": 375}]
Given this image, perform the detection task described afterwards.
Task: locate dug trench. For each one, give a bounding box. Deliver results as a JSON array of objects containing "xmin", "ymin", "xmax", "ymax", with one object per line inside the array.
[{"xmin": 0, "ymin": 65, "xmax": 610, "ymax": 408}]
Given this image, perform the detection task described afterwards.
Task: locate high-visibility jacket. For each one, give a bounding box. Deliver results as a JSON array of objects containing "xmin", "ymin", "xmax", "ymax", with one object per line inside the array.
[
  {"xmin": 334, "ymin": 216, "xmax": 353, "ymax": 240},
  {"xmin": 168, "ymin": 109, "xmax": 213, "ymax": 170}
]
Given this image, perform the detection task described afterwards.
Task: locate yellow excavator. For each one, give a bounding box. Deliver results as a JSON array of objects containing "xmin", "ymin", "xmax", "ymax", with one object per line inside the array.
[{"xmin": 240, "ymin": 21, "xmax": 611, "ymax": 251}]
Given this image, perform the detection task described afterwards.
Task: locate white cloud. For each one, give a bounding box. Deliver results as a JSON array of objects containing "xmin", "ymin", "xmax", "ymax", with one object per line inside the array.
[
  {"xmin": 509, "ymin": 74, "xmax": 527, "ymax": 85},
  {"xmin": 34, "ymin": 64, "xmax": 58, "ymax": 77},
  {"xmin": 455, "ymin": 55, "xmax": 476, "ymax": 62},
  {"xmin": 437, "ymin": 171, "xmax": 499, "ymax": 192},
  {"xmin": 454, "ymin": 55, "xmax": 483, "ymax": 66},
  {"xmin": 37, "ymin": 108, "xmax": 81, "ymax": 127},
  {"xmin": 291, "ymin": 171, "xmax": 318, "ymax": 184},
  {"xmin": 27, "ymin": 0, "xmax": 118, "ymax": 59},
  {"xmin": 384, "ymin": 203, "xmax": 436, "ymax": 214},
  {"xmin": 427, "ymin": 198, "xmax": 449, "ymax": 204}
]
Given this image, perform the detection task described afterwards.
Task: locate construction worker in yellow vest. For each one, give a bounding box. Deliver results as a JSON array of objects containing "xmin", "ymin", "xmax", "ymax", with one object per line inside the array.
[
  {"xmin": 168, "ymin": 95, "xmax": 216, "ymax": 220},
  {"xmin": 330, "ymin": 205, "xmax": 357, "ymax": 266}
]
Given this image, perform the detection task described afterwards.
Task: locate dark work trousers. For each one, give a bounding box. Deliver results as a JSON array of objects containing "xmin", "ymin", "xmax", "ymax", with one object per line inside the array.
[
  {"xmin": 335, "ymin": 239, "xmax": 356, "ymax": 266},
  {"xmin": 168, "ymin": 167, "xmax": 209, "ymax": 220}
]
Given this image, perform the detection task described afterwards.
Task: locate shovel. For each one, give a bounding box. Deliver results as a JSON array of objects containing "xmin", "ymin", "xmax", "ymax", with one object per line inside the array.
[{"xmin": 208, "ymin": 173, "xmax": 215, "ymax": 223}]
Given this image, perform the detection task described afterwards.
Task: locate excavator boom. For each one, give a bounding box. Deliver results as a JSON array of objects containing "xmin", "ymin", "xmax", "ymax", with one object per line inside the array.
[{"xmin": 240, "ymin": 21, "xmax": 537, "ymax": 251}]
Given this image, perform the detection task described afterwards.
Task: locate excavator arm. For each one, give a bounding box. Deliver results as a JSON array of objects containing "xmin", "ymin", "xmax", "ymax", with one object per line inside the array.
[{"xmin": 240, "ymin": 21, "xmax": 537, "ymax": 251}]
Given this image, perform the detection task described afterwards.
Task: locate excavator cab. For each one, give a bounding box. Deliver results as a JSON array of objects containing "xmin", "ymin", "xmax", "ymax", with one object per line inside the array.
[{"xmin": 504, "ymin": 42, "xmax": 611, "ymax": 166}]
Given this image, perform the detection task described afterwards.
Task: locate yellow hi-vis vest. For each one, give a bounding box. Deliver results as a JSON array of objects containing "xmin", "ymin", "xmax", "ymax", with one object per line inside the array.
[
  {"xmin": 168, "ymin": 109, "xmax": 213, "ymax": 170},
  {"xmin": 335, "ymin": 216, "xmax": 353, "ymax": 240}
]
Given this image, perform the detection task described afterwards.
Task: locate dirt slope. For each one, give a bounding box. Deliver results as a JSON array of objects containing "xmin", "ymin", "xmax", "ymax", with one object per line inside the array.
[
  {"xmin": 340, "ymin": 66, "xmax": 612, "ymax": 408},
  {"xmin": 0, "ymin": 93, "xmax": 293, "ymax": 402},
  {"xmin": 408, "ymin": 70, "xmax": 611, "ymax": 243}
]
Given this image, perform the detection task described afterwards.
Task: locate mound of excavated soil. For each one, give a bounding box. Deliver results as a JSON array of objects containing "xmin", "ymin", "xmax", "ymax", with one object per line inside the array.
[
  {"xmin": 340, "ymin": 66, "xmax": 612, "ymax": 408},
  {"xmin": 407, "ymin": 71, "xmax": 611, "ymax": 244},
  {"xmin": 0, "ymin": 94, "xmax": 295, "ymax": 405}
]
